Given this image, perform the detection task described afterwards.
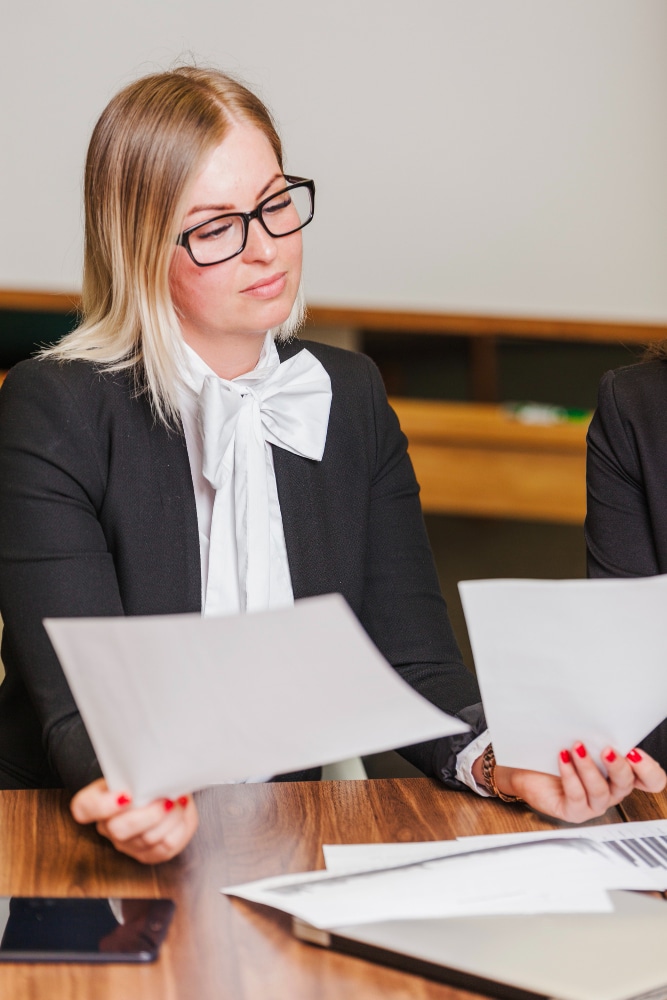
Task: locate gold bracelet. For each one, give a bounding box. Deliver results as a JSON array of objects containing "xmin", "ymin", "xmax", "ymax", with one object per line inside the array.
[{"xmin": 481, "ymin": 744, "xmax": 522, "ymax": 802}]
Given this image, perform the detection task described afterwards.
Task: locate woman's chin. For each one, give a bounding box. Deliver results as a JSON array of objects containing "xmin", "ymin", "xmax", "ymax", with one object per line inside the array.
[{"xmin": 252, "ymin": 298, "xmax": 298, "ymax": 334}]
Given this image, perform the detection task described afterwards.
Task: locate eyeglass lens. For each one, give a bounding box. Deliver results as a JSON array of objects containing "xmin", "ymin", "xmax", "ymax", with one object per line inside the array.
[{"xmin": 187, "ymin": 184, "xmax": 313, "ymax": 265}]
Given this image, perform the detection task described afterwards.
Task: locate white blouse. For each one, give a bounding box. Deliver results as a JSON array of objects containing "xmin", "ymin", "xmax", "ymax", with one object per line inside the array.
[{"xmin": 178, "ymin": 335, "xmax": 296, "ymax": 615}]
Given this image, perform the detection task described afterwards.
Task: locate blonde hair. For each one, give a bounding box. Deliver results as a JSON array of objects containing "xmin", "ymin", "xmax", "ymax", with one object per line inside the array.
[{"xmin": 45, "ymin": 66, "xmax": 305, "ymax": 424}]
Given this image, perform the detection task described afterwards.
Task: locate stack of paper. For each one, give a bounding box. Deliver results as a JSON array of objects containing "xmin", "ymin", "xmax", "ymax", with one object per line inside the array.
[{"xmin": 222, "ymin": 819, "xmax": 667, "ymax": 926}]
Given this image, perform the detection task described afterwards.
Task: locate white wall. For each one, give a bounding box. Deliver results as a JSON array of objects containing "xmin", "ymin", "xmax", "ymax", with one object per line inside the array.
[{"xmin": 2, "ymin": 0, "xmax": 666, "ymax": 321}]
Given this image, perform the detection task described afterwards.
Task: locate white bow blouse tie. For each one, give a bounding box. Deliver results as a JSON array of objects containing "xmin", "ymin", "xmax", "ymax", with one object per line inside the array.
[{"xmin": 197, "ymin": 349, "xmax": 332, "ymax": 613}]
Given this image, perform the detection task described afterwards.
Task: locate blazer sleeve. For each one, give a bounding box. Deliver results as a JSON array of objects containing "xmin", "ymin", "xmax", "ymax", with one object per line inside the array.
[
  {"xmin": 585, "ymin": 367, "xmax": 667, "ymax": 767},
  {"xmin": 586, "ymin": 369, "xmax": 659, "ymax": 578},
  {"xmin": 358, "ymin": 357, "xmax": 485, "ymax": 783},
  {"xmin": 0, "ymin": 361, "xmax": 124, "ymax": 790}
]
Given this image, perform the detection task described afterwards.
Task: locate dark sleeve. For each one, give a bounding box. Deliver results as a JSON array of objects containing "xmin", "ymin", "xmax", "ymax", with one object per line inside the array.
[
  {"xmin": 586, "ymin": 369, "xmax": 659, "ymax": 578},
  {"xmin": 0, "ymin": 361, "xmax": 124, "ymax": 790},
  {"xmin": 358, "ymin": 358, "xmax": 484, "ymax": 785},
  {"xmin": 585, "ymin": 368, "xmax": 667, "ymax": 766}
]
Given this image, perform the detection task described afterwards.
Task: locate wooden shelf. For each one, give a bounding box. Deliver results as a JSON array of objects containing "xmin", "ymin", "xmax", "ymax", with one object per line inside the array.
[
  {"xmin": 391, "ymin": 397, "xmax": 589, "ymax": 524},
  {"xmin": 2, "ymin": 290, "xmax": 666, "ymax": 344},
  {"xmin": 308, "ymin": 304, "xmax": 667, "ymax": 344}
]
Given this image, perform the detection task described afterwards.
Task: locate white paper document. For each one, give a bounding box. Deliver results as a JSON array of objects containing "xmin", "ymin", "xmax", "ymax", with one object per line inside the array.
[
  {"xmin": 43, "ymin": 593, "xmax": 468, "ymax": 803},
  {"xmin": 458, "ymin": 574, "xmax": 667, "ymax": 775},
  {"xmin": 458, "ymin": 818, "xmax": 667, "ymax": 888},
  {"xmin": 223, "ymin": 839, "xmax": 624, "ymax": 927},
  {"xmin": 323, "ymin": 819, "xmax": 667, "ymax": 892},
  {"xmin": 323, "ymin": 839, "xmax": 470, "ymax": 874},
  {"xmin": 225, "ymin": 823, "xmax": 667, "ymax": 928}
]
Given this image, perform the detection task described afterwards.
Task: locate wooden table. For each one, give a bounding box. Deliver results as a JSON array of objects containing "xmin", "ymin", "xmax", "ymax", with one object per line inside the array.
[{"xmin": 0, "ymin": 778, "xmax": 659, "ymax": 1000}]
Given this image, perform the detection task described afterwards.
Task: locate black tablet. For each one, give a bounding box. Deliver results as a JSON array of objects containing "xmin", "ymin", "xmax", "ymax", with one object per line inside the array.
[{"xmin": 0, "ymin": 897, "xmax": 174, "ymax": 963}]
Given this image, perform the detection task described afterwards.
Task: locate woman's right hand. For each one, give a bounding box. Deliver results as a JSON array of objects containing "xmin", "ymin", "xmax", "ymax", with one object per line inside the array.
[
  {"xmin": 494, "ymin": 744, "xmax": 666, "ymax": 823},
  {"xmin": 70, "ymin": 778, "xmax": 198, "ymax": 864}
]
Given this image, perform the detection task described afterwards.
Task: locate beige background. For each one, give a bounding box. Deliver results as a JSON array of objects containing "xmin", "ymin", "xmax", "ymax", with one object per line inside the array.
[{"xmin": 1, "ymin": 0, "xmax": 667, "ymax": 321}]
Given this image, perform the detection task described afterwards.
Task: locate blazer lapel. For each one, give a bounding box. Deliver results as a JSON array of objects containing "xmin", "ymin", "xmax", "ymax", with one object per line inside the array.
[
  {"xmin": 273, "ymin": 447, "xmax": 330, "ymax": 600},
  {"xmin": 151, "ymin": 418, "xmax": 202, "ymax": 613},
  {"xmin": 274, "ymin": 339, "xmax": 332, "ymax": 600}
]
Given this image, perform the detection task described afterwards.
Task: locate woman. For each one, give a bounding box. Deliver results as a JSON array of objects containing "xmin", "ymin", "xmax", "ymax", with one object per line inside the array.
[
  {"xmin": 587, "ymin": 350, "xmax": 667, "ymax": 768},
  {"xmin": 0, "ymin": 67, "xmax": 661, "ymax": 864}
]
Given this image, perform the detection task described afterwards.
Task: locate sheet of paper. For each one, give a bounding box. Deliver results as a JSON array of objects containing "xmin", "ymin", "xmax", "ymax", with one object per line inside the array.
[
  {"xmin": 43, "ymin": 593, "xmax": 468, "ymax": 804},
  {"xmin": 323, "ymin": 840, "xmax": 469, "ymax": 874},
  {"xmin": 459, "ymin": 819, "xmax": 667, "ymax": 851},
  {"xmin": 224, "ymin": 840, "xmax": 619, "ymax": 927},
  {"xmin": 324, "ymin": 820, "xmax": 667, "ymax": 892},
  {"xmin": 458, "ymin": 818, "xmax": 667, "ymax": 889},
  {"xmin": 458, "ymin": 574, "xmax": 667, "ymax": 775}
]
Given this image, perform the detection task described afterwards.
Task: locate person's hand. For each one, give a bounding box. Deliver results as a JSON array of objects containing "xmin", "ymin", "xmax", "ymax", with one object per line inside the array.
[
  {"xmin": 70, "ymin": 778, "xmax": 198, "ymax": 864},
  {"xmin": 492, "ymin": 744, "xmax": 666, "ymax": 823}
]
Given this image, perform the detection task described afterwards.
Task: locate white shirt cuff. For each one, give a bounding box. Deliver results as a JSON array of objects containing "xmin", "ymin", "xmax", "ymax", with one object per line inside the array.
[{"xmin": 455, "ymin": 729, "xmax": 491, "ymax": 796}]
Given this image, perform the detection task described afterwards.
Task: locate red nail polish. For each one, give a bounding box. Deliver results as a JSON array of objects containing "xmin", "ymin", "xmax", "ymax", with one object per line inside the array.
[
  {"xmin": 177, "ymin": 796, "xmax": 188, "ymax": 808},
  {"xmin": 604, "ymin": 750, "xmax": 617, "ymax": 763},
  {"xmin": 627, "ymin": 749, "xmax": 642, "ymax": 763},
  {"xmin": 116, "ymin": 794, "xmax": 132, "ymax": 807},
  {"xmin": 560, "ymin": 750, "xmax": 571, "ymax": 764},
  {"xmin": 575, "ymin": 743, "xmax": 587, "ymax": 758},
  {"xmin": 164, "ymin": 799, "xmax": 175, "ymax": 812}
]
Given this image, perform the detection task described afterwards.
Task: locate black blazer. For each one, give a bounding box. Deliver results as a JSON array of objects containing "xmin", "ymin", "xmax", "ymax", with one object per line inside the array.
[
  {"xmin": 0, "ymin": 340, "xmax": 480, "ymax": 791},
  {"xmin": 586, "ymin": 359, "xmax": 667, "ymax": 765}
]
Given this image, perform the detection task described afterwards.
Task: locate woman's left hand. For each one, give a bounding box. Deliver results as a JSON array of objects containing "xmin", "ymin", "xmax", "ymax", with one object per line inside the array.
[
  {"xmin": 493, "ymin": 744, "xmax": 666, "ymax": 823},
  {"xmin": 71, "ymin": 778, "xmax": 199, "ymax": 863}
]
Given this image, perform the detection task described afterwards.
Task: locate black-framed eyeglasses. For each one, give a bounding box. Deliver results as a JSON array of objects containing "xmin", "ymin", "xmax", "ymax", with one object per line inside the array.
[{"xmin": 176, "ymin": 175, "xmax": 315, "ymax": 267}]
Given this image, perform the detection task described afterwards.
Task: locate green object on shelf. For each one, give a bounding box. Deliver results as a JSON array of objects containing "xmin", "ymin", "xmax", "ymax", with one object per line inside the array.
[{"xmin": 504, "ymin": 402, "xmax": 592, "ymax": 425}]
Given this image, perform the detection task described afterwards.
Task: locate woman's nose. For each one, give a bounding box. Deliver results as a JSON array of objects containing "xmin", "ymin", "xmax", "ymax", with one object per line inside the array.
[{"xmin": 242, "ymin": 217, "xmax": 278, "ymax": 263}]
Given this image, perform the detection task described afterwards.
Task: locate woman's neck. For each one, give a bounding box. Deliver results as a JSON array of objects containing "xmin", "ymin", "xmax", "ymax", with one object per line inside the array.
[{"xmin": 182, "ymin": 330, "xmax": 268, "ymax": 380}]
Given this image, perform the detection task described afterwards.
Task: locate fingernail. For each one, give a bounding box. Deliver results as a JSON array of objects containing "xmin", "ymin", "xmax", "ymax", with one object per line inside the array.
[
  {"xmin": 116, "ymin": 794, "xmax": 132, "ymax": 807},
  {"xmin": 604, "ymin": 750, "xmax": 617, "ymax": 763},
  {"xmin": 627, "ymin": 749, "xmax": 642, "ymax": 763},
  {"xmin": 575, "ymin": 742, "xmax": 587, "ymax": 758},
  {"xmin": 560, "ymin": 749, "xmax": 571, "ymax": 764},
  {"xmin": 164, "ymin": 799, "xmax": 175, "ymax": 812},
  {"xmin": 177, "ymin": 796, "xmax": 188, "ymax": 808}
]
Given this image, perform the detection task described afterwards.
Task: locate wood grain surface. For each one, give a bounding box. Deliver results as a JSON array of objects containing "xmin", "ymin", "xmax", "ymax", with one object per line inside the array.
[
  {"xmin": 619, "ymin": 787, "xmax": 667, "ymax": 824},
  {"xmin": 0, "ymin": 780, "xmax": 627, "ymax": 1000}
]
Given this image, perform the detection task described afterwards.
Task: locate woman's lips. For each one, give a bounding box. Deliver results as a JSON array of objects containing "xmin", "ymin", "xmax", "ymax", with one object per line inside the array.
[{"xmin": 241, "ymin": 272, "xmax": 287, "ymax": 299}]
